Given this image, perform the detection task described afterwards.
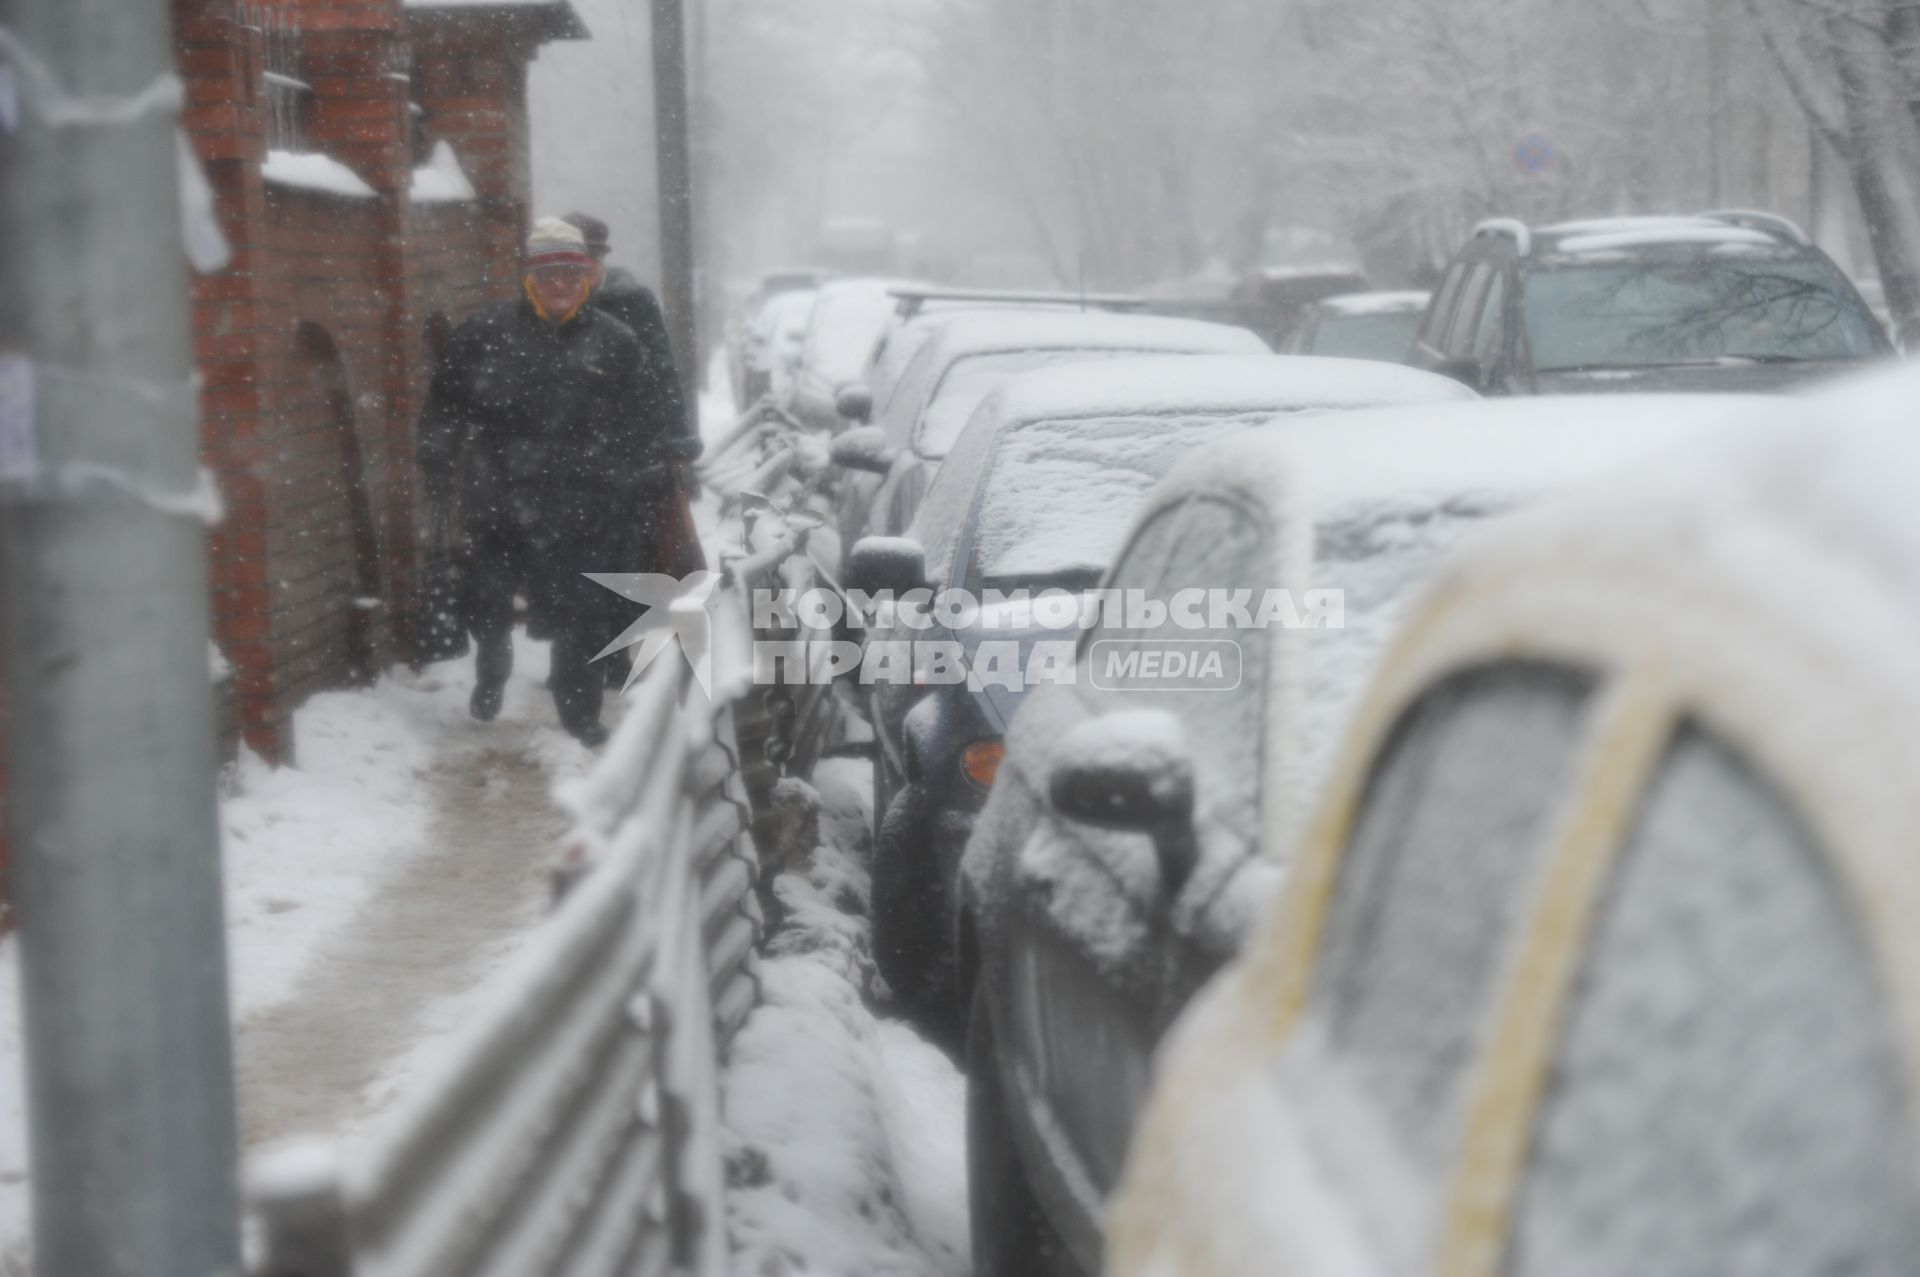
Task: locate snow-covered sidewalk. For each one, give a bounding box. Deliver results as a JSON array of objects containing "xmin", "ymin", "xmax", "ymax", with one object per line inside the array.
[
  {"xmin": 0, "ymin": 358, "xmax": 972, "ymax": 1277},
  {"xmin": 0, "ymin": 633, "xmax": 601, "ymax": 1272}
]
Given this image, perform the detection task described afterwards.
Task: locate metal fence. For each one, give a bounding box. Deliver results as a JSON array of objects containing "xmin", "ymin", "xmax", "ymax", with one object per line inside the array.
[{"xmin": 245, "ymin": 440, "xmax": 820, "ymax": 1277}]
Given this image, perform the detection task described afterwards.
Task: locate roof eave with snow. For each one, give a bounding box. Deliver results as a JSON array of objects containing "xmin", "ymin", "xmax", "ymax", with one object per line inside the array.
[{"xmin": 403, "ymin": 0, "xmax": 588, "ymax": 41}]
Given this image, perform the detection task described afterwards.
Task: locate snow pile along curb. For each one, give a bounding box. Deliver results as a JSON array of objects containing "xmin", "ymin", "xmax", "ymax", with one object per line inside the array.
[{"xmin": 719, "ymin": 761, "xmax": 968, "ymax": 1277}]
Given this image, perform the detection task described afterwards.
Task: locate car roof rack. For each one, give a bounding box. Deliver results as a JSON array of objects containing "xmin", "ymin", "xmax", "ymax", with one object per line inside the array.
[
  {"xmin": 886, "ymin": 286, "xmax": 1149, "ymax": 319},
  {"xmin": 1698, "ymin": 209, "xmax": 1812, "ymax": 246},
  {"xmin": 1471, "ymin": 218, "xmax": 1533, "ymax": 257}
]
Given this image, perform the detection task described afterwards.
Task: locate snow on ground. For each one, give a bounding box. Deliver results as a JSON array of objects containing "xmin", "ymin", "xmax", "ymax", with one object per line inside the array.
[
  {"xmin": 0, "ymin": 631, "xmax": 601, "ymax": 1272},
  {"xmin": 720, "ymin": 759, "xmax": 969, "ymax": 1277},
  {"xmin": 697, "ymin": 353, "xmax": 969, "ymax": 1275},
  {"xmin": 0, "ymin": 352, "xmax": 970, "ymax": 1276}
]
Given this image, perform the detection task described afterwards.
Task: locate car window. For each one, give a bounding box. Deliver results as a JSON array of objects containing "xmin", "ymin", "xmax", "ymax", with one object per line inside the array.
[
  {"xmin": 1419, "ymin": 262, "xmax": 1468, "ymax": 349},
  {"xmin": 1505, "ymin": 726, "xmax": 1920, "ymax": 1277},
  {"xmin": 1080, "ymin": 497, "xmax": 1271, "ymax": 854},
  {"xmin": 1471, "ymin": 271, "xmax": 1507, "ymax": 363},
  {"xmin": 878, "ymin": 340, "xmax": 948, "ymax": 448},
  {"xmin": 1310, "ymin": 312, "xmax": 1423, "ymax": 362},
  {"xmin": 1443, "ymin": 263, "xmax": 1495, "ymax": 357},
  {"xmin": 1310, "ymin": 662, "xmax": 1596, "ymax": 1173},
  {"xmin": 1522, "ymin": 256, "xmax": 1882, "ymax": 370},
  {"xmin": 914, "ymin": 348, "xmax": 1154, "ymax": 458},
  {"xmin": 961, "ymin": 412, "xmax": 1274, "ymax": 596}
]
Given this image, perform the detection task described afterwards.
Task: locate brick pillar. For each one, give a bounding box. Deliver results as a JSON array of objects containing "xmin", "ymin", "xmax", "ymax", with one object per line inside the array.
[
  {"xmin": 410, "ymin": 13, "xmax": 540, "ymax": 296},
  {"xmin": 176, "ymin": 0, "xmax": 290, "ymax": 759},
  {"xmin": 302, "ymin": 2, "xmax": 426, "ymax": 661}
]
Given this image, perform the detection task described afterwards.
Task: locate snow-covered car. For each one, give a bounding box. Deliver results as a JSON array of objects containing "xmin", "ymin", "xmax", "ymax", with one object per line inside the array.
[
  {"xmin": 1282, "ymin": 290, "xmax": 1431, "ymax": 363},
  {"xmin": 827, "ymin": 291, "xmax": 1153, "ymax": 547},
  {"xmin": 830, "ymin": 311, "xmax": 1268, "ymax": 548},
  {"xmin": 847, "ymin": 355, "xmax": 1476, "ymax": 1039},
  {"xmin": 729, "ymin": 266, "xmax": 831, "ymax": 404},
  {"xmin": 961, "ymin": 393, "xmax": 1766, "ymax": 1277},
  {"xmin": 1104, "ymin": 370, "xmax": 1920, "ymax": 1277},
  {"xmin": 738, "ymin": 288, "xmax": 819, "ymax": 409},
  {"xmin": 853, "ymin": 289, "xmax": 1152, "ymax": 430},
  {"xmin": 787, "ymin": 278, "xmax": 922, "ymax": 433},
  {"xmin": 1411, "ymin": 212, "xmax": 1890, "ymax": 394}
]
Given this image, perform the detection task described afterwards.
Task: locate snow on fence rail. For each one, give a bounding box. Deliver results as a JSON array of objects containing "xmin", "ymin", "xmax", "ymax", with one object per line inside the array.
[{"xmin": 245, "ymin": 504, "xmax": 801, "ymax": 1277}]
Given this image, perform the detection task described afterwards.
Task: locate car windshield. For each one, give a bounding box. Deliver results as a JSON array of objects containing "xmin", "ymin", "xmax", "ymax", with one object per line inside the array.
[
  {"xmin": 962, "ymin": 412, "xmax": 1268, "ymax": 589},
  {"xmin": 1310, "ymin": 312, "xmax": 1422, "ymax": 361},
  {"xmin": 1524, "ymin": 257, "xmax": 1881, "ymax": 371},
  {"xmin": 916, "ymin": 348, "xmax": 1140, "ymax": 456}
]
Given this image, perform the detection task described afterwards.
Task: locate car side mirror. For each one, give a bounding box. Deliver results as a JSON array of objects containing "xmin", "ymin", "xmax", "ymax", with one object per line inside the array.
[
  {"xmin": 828, "ymin": 425, "xmax": 897, "ymax": 475},
  {"xmin": 835, "ymin": 382, "xmax": 874, "ymax": 424},
  {"xmin": 1050, "ymin": 710, "xmax": 1199, "ymax": 893},
  {"xmin": 845, "ymin": 535, "xmax": 927, "ymax": 598}
]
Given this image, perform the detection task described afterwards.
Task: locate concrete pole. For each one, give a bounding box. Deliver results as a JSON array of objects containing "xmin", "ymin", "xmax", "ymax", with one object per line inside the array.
[
  {"xmin": 0, "ymin": 2, "xmax": 243, "ymax": 1274},
  {"xmin": 1706, "ymin": 0, "xmax": 1728, "ymax": 206},
  {"xmin": 653, "ymin": 0, "xmax": 701, "ymax": 424}
]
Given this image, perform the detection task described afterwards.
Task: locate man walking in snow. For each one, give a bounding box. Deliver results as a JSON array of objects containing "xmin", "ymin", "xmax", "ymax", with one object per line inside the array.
[
  {"xmin": 417, "ymin": 217, "xmax": 687, "ymax": 747},
  {"xmin": 561, "ymin": 212, "xmax": 709, "ymax": 687},
  {"xmin": 563, "ymin": 211, "xmax": 707, "ymax": 571}
]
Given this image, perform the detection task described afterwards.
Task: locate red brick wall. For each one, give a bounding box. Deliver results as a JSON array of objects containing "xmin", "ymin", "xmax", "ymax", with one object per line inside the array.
[
  {"xmin": 173, "ymin": 0, "xmax": 547, "ymax": 757},
  {"xmin": 409, "ymin": 13, "xmax": 539, "ymax": 296},
  {"xmin": 0, "ymin": 0, "xmax": 564, "ymax": 912},
  {"xmin": 181, "ymin": 0, "xmax": 282, "ymax": 755}
]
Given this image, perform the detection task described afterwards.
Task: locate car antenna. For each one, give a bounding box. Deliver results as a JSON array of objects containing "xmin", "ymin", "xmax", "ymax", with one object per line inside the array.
[{"xmin": 1077, "ymin": 250, "xmax": 1088, "ymax": 311}]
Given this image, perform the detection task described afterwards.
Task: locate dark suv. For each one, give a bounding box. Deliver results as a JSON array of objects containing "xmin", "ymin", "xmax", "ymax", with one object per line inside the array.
[{"xmin": 1411, "ymin": 211, "xmax": 1890, "ymax": 394}]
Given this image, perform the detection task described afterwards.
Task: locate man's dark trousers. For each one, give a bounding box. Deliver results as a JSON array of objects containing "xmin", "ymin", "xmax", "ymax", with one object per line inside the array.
[{"xmin": 467, "ymin": 525, "xmax": 605, "ymax": 736}]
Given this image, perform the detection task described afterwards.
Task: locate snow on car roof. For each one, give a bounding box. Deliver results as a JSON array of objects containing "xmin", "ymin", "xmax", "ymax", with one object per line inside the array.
[
  {"xmin": 1539, "ymin": 215, "xmax": 1725, "ymax": 237},
  {"xmin": 908, "ymin": 356, "xmax": 1478, "ymax": 587},
  {"xmin": 1152, "ymin": 393, "xmax": 1764, "ymax": 522},
  {"xmin": 1149, "ymin": 394, "xmax": 1765, "ymax": 840},
  {"xmin": 1315, "ymin": 290, "xmax": 1430, "ymax": 317},
  {"xmin": 981, "ymin": 353, "xmax": 1473, "ymax": 428},
  {"xmin": 797, "ymin": 278, "xmax": 924, "ymax": 393},
  {"xmin": 915, "ymin": 309, "xmax": 1267, "ymax": 362},
  {"xmin": 1496, "ymin": 361, "xmax": 1920, "ymax": 617},
  {"xmin": 1550, "ymin": 226, "xmax": 1781, "ymax": 256}
]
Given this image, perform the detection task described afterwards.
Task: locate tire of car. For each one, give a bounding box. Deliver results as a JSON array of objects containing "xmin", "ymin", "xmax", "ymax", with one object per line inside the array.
[
  {"xmin": 871, "ymin": 781, "xmax": 956, "ymax": 1041},
  {"xmin": 967, "ymin": 986, "xmax": 1065, "ymax": 1277}
]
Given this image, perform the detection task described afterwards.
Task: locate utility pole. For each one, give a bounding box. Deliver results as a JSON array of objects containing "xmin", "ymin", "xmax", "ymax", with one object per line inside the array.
[
  {"xmin": 1706, "ymin": 0, "xmax": 1728, "ymax": 205},
  {"xmin": 653, "ymin": 0, "xmax": 701, "ymax": 424},
  {"xmin": 0, "ymin": 2, "xmax": 243, "ymax": 1274}
]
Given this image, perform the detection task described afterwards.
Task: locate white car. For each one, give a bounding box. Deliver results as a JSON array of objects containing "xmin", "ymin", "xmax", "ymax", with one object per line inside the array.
[
  {"xmin": 1107, "ymin": 368, "xmax": 1920, "ymax": 1277},
  {"xmin": 850, "ymin": 354, "xmax": 1477, "ymax": 1042},
  {"xmin": 786, "ymin": 278, "xmax": 923, "ymax": 433},
  {"xmin": 834, "ymin": 310, "xmax": 1269, "ymax": 546}
]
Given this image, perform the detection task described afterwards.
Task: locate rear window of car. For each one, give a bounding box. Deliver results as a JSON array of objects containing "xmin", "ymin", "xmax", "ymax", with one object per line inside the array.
[
  {"xmin": 961, "ymin": 412, "xmax": 1274, "ymax": 591},
  {"xmin": 1506, "ymin": 725, "xmax": 1920, "ymax": 1277},
  {"xmin": 914, "ymin": 348, "xmax": 1152, "ymax": 457},
  {"xmin": 1308, "ymin": 312, "xmax": 1422, "ymax": 362},
  {"xmin": 1523, "ymin": 255, "xmax": 1881, "ymax": 370}
]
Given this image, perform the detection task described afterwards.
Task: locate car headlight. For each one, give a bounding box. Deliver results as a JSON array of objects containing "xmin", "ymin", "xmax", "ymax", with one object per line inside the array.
[{"xmin": 961, "ymin": 738, "xmax": 1005, "ymax": 790}]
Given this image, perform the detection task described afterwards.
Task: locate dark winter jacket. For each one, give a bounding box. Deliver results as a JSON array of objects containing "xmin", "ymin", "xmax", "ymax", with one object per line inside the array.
[
  {"xmin": 594, "ymin": 267, "xmax": 697, "ymax": 457},
  {"xmin": 417, "ymin": 295, "xmax": 680, "ymax": 624},
  {"xmin": 418, "ymin": 293, "xmax": 682, "ymax": 517}
]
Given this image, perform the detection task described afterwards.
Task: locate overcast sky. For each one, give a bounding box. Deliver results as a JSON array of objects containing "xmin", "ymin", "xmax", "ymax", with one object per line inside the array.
[{"xmin": 528, "ymin": 0, "xmax": 663, "ymax": 283}]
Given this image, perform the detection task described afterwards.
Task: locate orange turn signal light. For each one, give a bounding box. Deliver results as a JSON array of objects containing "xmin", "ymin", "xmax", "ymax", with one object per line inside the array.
[{"xmin": 961, "ymin": 738, "xmax": 1006, "ymax": 789}]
